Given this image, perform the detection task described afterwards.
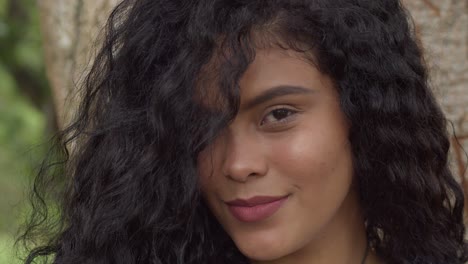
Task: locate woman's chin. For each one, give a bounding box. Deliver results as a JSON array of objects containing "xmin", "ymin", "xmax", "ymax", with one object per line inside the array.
[
  {"xmin": 231, "ymin": 232, "xmax": 292, "ymax": 262},
  {"xmin": 238, "ymin": 245, "xmax": 286, "ymax": 262}
]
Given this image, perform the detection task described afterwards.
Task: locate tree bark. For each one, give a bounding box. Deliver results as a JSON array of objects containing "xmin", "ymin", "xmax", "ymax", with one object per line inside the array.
[{"xmin": 37, "ymin": 0, "xmax": 120, "ymax": 129}]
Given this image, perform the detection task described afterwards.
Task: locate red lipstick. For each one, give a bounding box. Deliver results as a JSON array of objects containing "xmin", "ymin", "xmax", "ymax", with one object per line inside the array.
[{"xmin": 225, "ymin": 195, "xmax": 289, "ymax": 222}]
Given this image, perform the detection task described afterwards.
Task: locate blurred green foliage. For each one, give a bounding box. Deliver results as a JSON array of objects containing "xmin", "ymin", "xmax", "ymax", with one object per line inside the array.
[{"xmin": 0, "ymin": 0, "xmax": 52, "ymax": 262}]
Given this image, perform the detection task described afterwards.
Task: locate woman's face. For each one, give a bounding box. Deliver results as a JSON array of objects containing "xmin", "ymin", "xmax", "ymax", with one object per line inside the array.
[{"xmin": 197, "ymin": 47, "xmax": 359, "ymax": 262}]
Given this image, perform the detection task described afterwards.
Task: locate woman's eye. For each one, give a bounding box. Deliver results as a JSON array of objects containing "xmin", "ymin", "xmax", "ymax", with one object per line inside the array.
[{"xmin": 260, "ymin": 108, "xmax": 298, "ymax": 126}]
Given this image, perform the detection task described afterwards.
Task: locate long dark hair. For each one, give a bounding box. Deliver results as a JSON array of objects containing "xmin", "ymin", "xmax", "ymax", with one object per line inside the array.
[{"xmin": 18, "ymin": 0, "xmax": 467, "ymax": 263}]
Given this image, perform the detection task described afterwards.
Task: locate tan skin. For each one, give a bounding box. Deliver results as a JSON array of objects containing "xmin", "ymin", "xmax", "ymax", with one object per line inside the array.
[{"xmin": 197, "ymin": 47, "xmax": 383, "ymax": 264}]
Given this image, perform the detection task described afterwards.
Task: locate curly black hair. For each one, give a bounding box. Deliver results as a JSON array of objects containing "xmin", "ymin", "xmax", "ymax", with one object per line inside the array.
[{"xmin": 18, "ymin": 0, "xmax": 468, "ymax": 263}]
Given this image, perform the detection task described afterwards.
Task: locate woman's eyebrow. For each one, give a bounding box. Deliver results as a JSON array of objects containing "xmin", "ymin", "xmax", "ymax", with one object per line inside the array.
[{"xmin": 241, "ymin": 85, "xmax": 314, "ymax": 111}]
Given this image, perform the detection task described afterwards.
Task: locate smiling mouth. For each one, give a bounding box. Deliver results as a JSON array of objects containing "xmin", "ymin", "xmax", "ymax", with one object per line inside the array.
[{"xmin": 225, "ymin": 195, "xmax": 290, "ymax": 222}]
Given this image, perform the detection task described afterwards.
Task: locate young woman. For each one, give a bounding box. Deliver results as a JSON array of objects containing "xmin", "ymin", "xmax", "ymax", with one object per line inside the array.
[{"xmin": 20, "ymin": 0, "xmax": 468, "ymax": 263}]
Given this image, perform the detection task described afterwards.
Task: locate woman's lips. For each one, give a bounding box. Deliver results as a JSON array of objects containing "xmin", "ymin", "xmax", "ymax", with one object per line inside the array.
[{"xmin": 225, "ymin": 195, "xmax": 289, "ymax": 223}]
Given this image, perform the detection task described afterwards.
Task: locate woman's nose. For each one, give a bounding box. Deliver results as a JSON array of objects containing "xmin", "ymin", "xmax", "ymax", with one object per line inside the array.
[{"xmin": 220, "ymin": 129, "xmax": 268, "ymax": 183}]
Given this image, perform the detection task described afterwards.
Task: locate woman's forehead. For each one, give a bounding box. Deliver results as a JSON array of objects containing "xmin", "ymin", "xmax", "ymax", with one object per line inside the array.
[{"xmin": 194, "ymin": 47, "xmax": 323, "ymax": 112}]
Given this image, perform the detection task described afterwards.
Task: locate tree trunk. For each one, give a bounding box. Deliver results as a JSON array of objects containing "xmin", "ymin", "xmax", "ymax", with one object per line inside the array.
[
  {"xmin": 37, "ymin": 0, "xmax": 468, "ymax": 180},
  {"xmin": 37, "ymin": 0, "xmax": 120, "ymax": 129}
]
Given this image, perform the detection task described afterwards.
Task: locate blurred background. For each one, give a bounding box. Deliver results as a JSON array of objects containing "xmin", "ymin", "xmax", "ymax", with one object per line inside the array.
[
  {"xmin": 0, "ymin": 0, "xmax": 52, "ymax": 263},
  {"xmin": 0, "ymin": 0, "xmax": 467, "ymax": 263}
]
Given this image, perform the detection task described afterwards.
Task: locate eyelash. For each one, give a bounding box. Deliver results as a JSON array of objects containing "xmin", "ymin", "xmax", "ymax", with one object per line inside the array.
[{"xmin": 260, "ymin": 107, "xmax": 298, "ymax": 127}]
